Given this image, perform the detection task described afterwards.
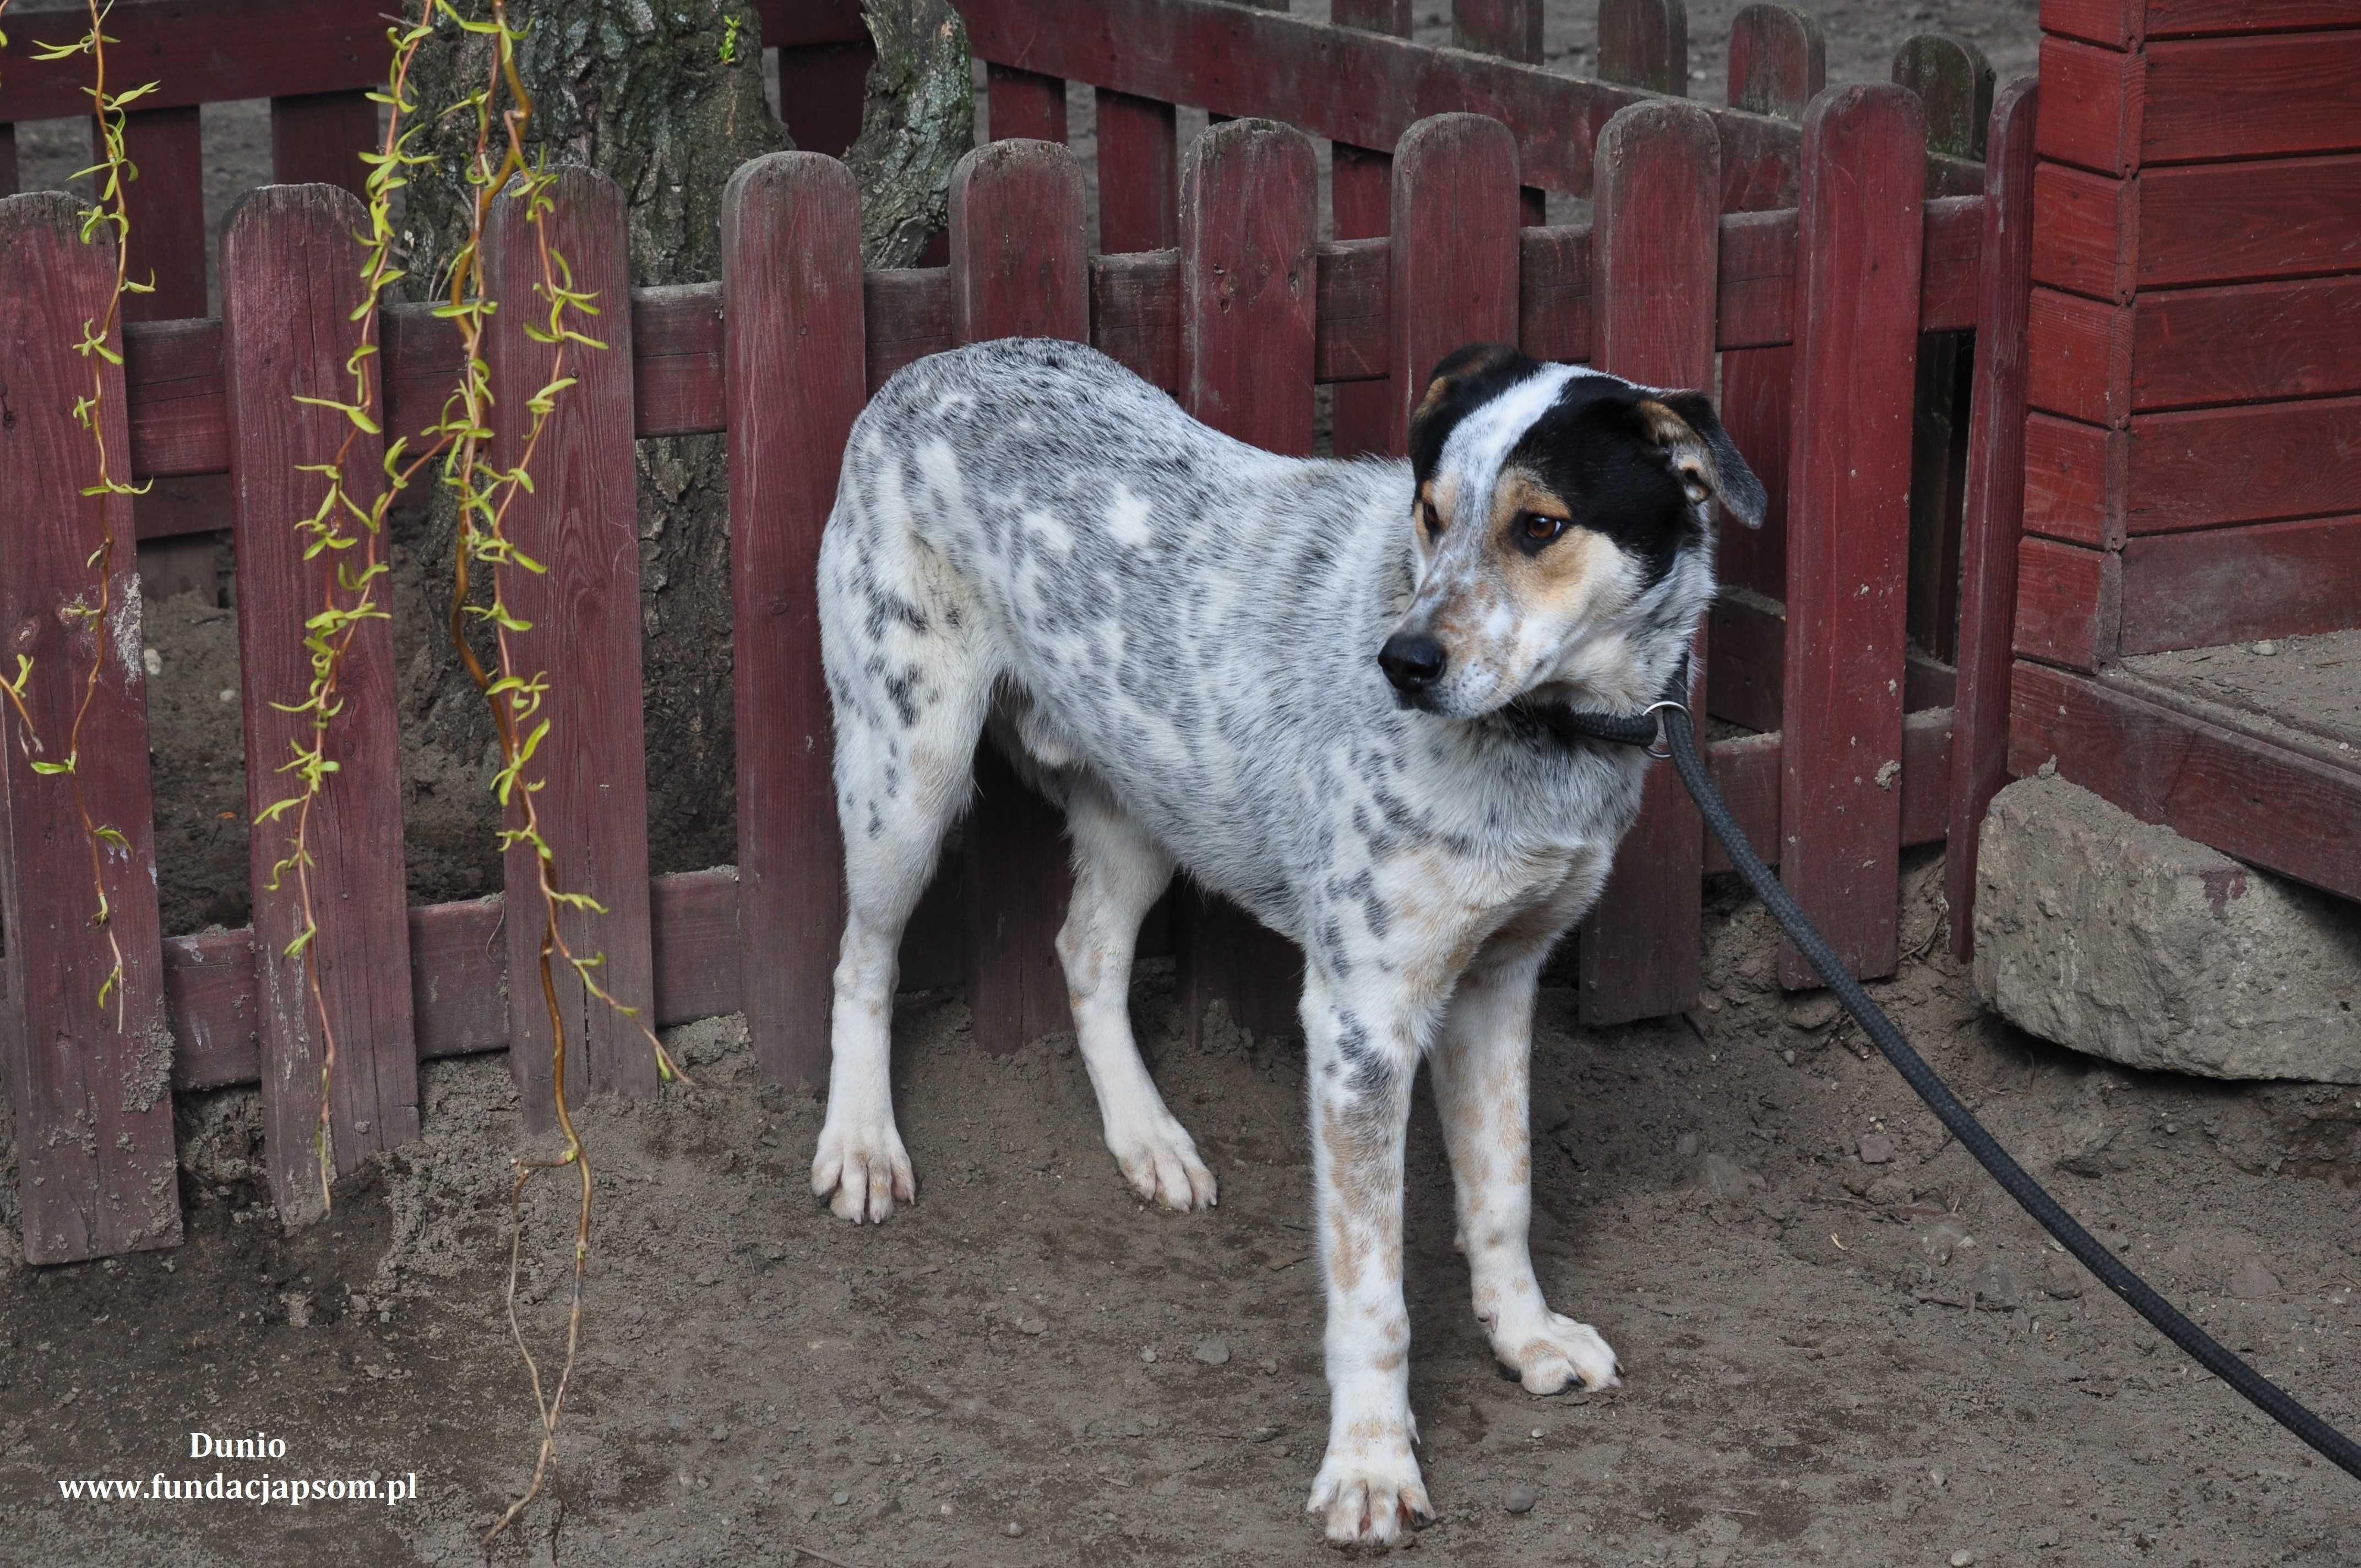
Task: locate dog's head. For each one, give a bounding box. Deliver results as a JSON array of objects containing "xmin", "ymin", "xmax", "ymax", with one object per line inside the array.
[{"xmin": 1378, "ymin": 344, "xmax": 1765, "ymax": 718}]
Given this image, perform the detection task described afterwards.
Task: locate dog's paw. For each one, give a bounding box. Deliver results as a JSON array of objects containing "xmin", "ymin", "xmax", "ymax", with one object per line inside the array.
[
  {"xmin": 1106, "ymin": 1112, "xmax": 1218, "ymax": 1212},
  {"xmin": 1307, "ymin": 1440, "xmax": 1431, "ymax": 1548},
  {"xmin": 810, "ymin": 1119, "xmax": 916, "ymax": 1224},
  {"xmin": 1503, "ymin": 1311, "xmax": 1622, "ymax": 1396}
]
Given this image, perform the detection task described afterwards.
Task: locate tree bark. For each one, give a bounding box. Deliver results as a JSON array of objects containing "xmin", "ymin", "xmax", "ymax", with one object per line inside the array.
[
  {"xmin": 394, "ymin": 0, "xmax": 784, "ymax": 892},
  {"xmin": 391, "ymin": 1, "xmax": 971, "ymax": 898},
  {"xmin": 846, "ymin": 0, "xmax": 972, "ymax": 266}
]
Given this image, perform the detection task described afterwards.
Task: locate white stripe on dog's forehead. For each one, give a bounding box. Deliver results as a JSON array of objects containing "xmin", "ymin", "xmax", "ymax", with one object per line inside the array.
[{"xmin": 1437, "ymin": 362, "xmax": 1609, "ymax": 489}]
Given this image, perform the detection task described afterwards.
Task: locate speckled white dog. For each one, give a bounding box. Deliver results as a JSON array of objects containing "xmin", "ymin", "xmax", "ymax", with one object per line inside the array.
[{"xmin": 813, "ymin": 338, "xmax": 1763, "ymax": 1546}]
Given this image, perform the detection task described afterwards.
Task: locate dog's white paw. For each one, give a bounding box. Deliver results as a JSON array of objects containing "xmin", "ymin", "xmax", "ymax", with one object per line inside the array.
[
  {"xmin": 1106, "ymin": 1112, "xmax": 1218, "ymax": 1212},
  {"xmin": 810, "ymin": 1119, "xmax": 915, "ymax": 1224},
  {"xmin": 1500, "ymin": 1311, "xmax": 1622, "ymax": 1395},
  {"xmin": 1307, "ymin": 1438, "xmax": 1431, "ymax": 1548}
]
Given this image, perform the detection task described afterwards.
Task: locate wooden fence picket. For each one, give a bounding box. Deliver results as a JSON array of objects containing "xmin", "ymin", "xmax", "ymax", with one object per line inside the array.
[
  {"xmin": 221, "ymin": 184, "xmax": 420, "ymax": 1217},
  {"xmin": 1715, "ymin": 4, "xmax": 1824, "ymax": 614},
  {"xmin": 0, "ymin": 192, "xmax": 182, "ymax": 1264},
  {"xmin": 1328, "ymin": 0, "xmax": 1412, "ymax": 459},
  {"xmin": 1096, "ymin": 89, "xmax": 1180, "ymax": 252},
  {"xmin": 987, "ymin": 66, "xmax": 1067, "ymax": 144},
  {"xmin": 268, "ymin": 90, "xmax": 378, "ymax": 197},
  {"xmin": 1577, "ymin": 99, "xmax": 1721, "ymax": 1027},
  {"xmin": 1897, "ymin": 34, "xmax": 1995, "ymax": 662},
  {"xmin": 1389, "ymin": 113, "xmax": 1521, "ymax": 453},
  {"xmin": 1946, "ymin": 79, "xmax": 2039, "ymax": 960},
  {"xmin": 1457, "ymin": 0, "xmax": 1548, "ymax": 222},
  {"xmin": 1780, "ymin": 85, "xmax": 1927, "ymax": 989},
  {"xmin": 723, "ymin": 152, "xmax": 866, "ymax": 1090},
  {"xmin": 1173, "ymin": 118, "xmax": 1317, "ymax": 1045},
  {"xmin": 950, "ymin": 140, "xmax": 1090, "ymax": 1054},
  {"xmin": 483, "ymin": 168, "xmax": 661, "ymax": 1126},
  {"xmin": 1597, "ymin": 0, "xmax": 1689, "ymax": 96},
  {"xmin": 117, "ymin": 105, "xmax": 226, "ymax": 592}
]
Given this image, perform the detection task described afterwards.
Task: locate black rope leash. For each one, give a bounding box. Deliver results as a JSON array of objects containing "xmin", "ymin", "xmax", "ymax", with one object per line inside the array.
[{"xmin": 1538, "ymin": 680, "xmax": 2361, "ymax": 1484}]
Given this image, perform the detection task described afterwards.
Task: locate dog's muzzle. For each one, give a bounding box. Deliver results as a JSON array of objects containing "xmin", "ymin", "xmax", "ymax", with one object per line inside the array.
[{"xmin": 1378, "ymin": 631, "xmax": 1446, "ymax": 703}]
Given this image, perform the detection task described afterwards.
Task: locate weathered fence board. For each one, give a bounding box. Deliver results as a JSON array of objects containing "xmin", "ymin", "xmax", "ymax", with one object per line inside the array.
[
  {"xmin": 723, "ymin": 153, "xmax": 865, "ymax": 1090},
  {"xmin": 1778, "ymin": 85, "xmax": 1926, "ymax": 989},
  {"xmin": 0, "ymin": 192, "xmax": 182, "ymax": 1264},
  {"xmin": 1578, "ymin": 99, "xmax": 1720, "ymax": 1028},
  {"xmin": 1173, "ymin": 118, "xmax": 1316, "ymax": 1046},
  {"xmin": 1597, "ymin": 0, "xmax": 1688, "ymax": 95},
  {"xmin": 1946, "ymin": 78, "xmax": 2039, "ymax": 962},
  {"xmin": 221, "ymin": 184, "xmax": 420, "ymax": 1217},
  {"xmin": 1389, "ymin": 113, "xmax": 1521, "ymax": 453},
  {"xmin": 1096, "ymin": 90, "xmax": 1179, "ymax": 253},
  {"xmin": 1713, "ymin": 4, "xmax": 1822, "ymax": 632},
  {"xmin": 483, "ymin": 168, "xmax": 660, "ymax": 1127},
  {"xmin": 1329, "ymin": 0, "xmax": 1412, "ymax": 460},
  {"xmin": 950, "ymin": 139, "xmax": 1089, "ymax": 1054},
  {"xmin": 113, "ymin": 196, "xmax": 1990, "ymax": 505}
]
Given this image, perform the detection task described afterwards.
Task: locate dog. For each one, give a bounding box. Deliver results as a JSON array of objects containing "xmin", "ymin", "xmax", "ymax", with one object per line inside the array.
[{"xmin": 812, "ymin": 337, "xmax": 1764, "ymax": 1545}]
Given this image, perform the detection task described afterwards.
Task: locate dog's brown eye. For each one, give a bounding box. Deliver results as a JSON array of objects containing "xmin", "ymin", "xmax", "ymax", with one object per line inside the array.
[
  {"xmin": 1521, "ymin": 513, "xmax": 1566, "ymax": 545},
  {"xmin": 1421, "ymin": 501, "xmax": 1444, "ymax": 537}
]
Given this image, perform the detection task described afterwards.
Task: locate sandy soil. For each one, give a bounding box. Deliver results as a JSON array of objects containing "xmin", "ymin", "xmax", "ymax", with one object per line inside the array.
[{"xmin": 5, "ymin": 853, "xmax": 2357, "ymax": 1565}]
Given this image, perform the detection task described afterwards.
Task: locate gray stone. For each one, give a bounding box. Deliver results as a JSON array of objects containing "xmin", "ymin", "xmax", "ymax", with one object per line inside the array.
[
  {"xmin": 1193, "ymin": 1337, "xmax": 1231, "ymax": 1366},
  {"xmin": 1973, "ymin": 777, "xmax": 2361, "ymax": 1082},
  {"xmin": 1504, "ymin": 1482, "xmax": 1538, "ymax": 1513}
]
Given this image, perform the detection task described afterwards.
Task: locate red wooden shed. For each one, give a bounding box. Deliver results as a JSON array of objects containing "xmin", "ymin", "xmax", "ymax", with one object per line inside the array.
[{"xmin": 2001, "ymin": 0, "xmax": 2361, "ymax": 907}]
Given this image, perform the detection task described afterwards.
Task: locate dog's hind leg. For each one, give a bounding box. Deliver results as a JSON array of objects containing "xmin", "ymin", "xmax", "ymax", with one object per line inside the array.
[
  {"xmin": 813, "ymin": 518, "xmax": 995, "ymax": 1223},
  {"xmin": 1430, "ymin": 946, "xmax": 1621, "ymax": 1395},
  {"xmin": 1057, "ymin": 786, "xmax": 1218, "ymax": 1211}
]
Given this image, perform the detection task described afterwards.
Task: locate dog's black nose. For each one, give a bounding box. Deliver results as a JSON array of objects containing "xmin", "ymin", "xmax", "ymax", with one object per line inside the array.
[{"xmin": 1378, "ymin": 632, "xmax": 1447, "ymax": 694}]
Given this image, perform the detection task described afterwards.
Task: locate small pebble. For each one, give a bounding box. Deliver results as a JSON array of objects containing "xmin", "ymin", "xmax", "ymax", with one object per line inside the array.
[
  {"xmin": 1259, "ymin": 1357, "xmax": 1279, "ymax": 1375},
  {"xmin": 1929, "ymin": 1467, "xmax": 1947, "ymax": 1488},
  {"xmin": 1140, "ymin": 1346, "xmax": 1157, "ymax": 1363},
  {"xmin": 1194, "ymin": 1337, "xmax": 1231, "ymax": 1366},
  {"xmin": 1004, "ymin": 1521, "xmax": 1024, "ymax": 1538},
  {"xmin": 939, "ymin": 1502, "xmax": 953, "ymax": 1516},
  {"xmin": 833, "ymin": 1491, "xmax": 850, "ymax": 1506},
  {"xmin": 2253, "ymin": 640, "xmax": 2279, "ymax": 656},
  {"xmin": 1530, "ymin": 1428, "xmax": 1544, "ymax": 1440},
  {"xmin": 1017, "ymin": 1315, "xmax": 1047, "ymax": 1335},
  {"xmin": 1858, "ymin": 1132, "xmax": 1896, "ymax": 1165},
  {"xmin": 217, "ymin": 688, "xmax": 237, "ymax": 704},
  {"xmin": 142, "ymin": 647, "xmax": 162, "ymax": 677},
  {"xmin": 1782, "ymin": 1048, "xmax": 1797, "ymax": 1066},
  {"xmin": 1950, "ymin": 1551, "xmax": 1978, "ymax": 1567},
  {"xmin": 1504, "ymin": 1482, "xmax": 1538, "ymax": 1514}
]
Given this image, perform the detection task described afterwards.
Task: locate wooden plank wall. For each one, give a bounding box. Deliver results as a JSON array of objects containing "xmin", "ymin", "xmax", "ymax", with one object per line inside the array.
[{"xmin": 2021, "ymin": 0, "xmax": 2361, "ymax": 669}]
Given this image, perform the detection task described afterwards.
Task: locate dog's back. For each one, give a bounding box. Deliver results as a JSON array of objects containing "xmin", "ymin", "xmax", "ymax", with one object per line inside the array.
[{"xmin": 821, "ymin": 337, "xmax": 1410, "ymax": 936}]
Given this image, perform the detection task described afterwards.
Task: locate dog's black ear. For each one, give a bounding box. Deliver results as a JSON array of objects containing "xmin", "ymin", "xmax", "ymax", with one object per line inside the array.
[
  {"xmin": 1640, "ymin": 390, "xmax": 1768, "ymax": 530},
  {"xmin": 1406, "ymin": 342, "xmax": 1532, "ymax": 478}
]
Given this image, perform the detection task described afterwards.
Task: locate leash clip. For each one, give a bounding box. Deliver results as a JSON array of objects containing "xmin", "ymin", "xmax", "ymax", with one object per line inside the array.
[{"xmin": 1641, "ymin": 699, "xmax": 1689, "ymax": 760}]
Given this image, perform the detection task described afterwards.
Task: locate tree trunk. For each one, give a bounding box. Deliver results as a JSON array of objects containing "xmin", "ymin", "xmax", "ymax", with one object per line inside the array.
[
  {"xmin": 394, "ymin": 0, "xmax": 781, "ymax": 897},
  {"xmin": 391, "ymin": 1, "xmax": 969, "ymax": 900},
  {"xmin": 846, "ymin": 0, "xmax": 972, "ymax": 266}
]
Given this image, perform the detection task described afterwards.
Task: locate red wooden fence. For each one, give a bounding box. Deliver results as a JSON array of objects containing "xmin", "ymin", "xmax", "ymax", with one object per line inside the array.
[{"xmin": 0, "ymin": 0, "xmax": 2036, "ymax": 1264}]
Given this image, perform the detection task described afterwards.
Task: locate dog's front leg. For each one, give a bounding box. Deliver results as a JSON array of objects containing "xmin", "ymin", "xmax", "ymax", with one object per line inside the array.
[
  {"xmin": 1430, "ymin": 955, "xmax": 1620, "ymax": 1395},
  {"xmin": 1301, "ymin": 968, "xmax": 1433, "ymax": 1548}
]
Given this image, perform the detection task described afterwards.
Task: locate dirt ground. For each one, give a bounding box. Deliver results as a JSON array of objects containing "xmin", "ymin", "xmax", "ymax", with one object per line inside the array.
[{"xmin": 4, "ymin": 852, "xmax": 2358, "ymax": 1565}]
